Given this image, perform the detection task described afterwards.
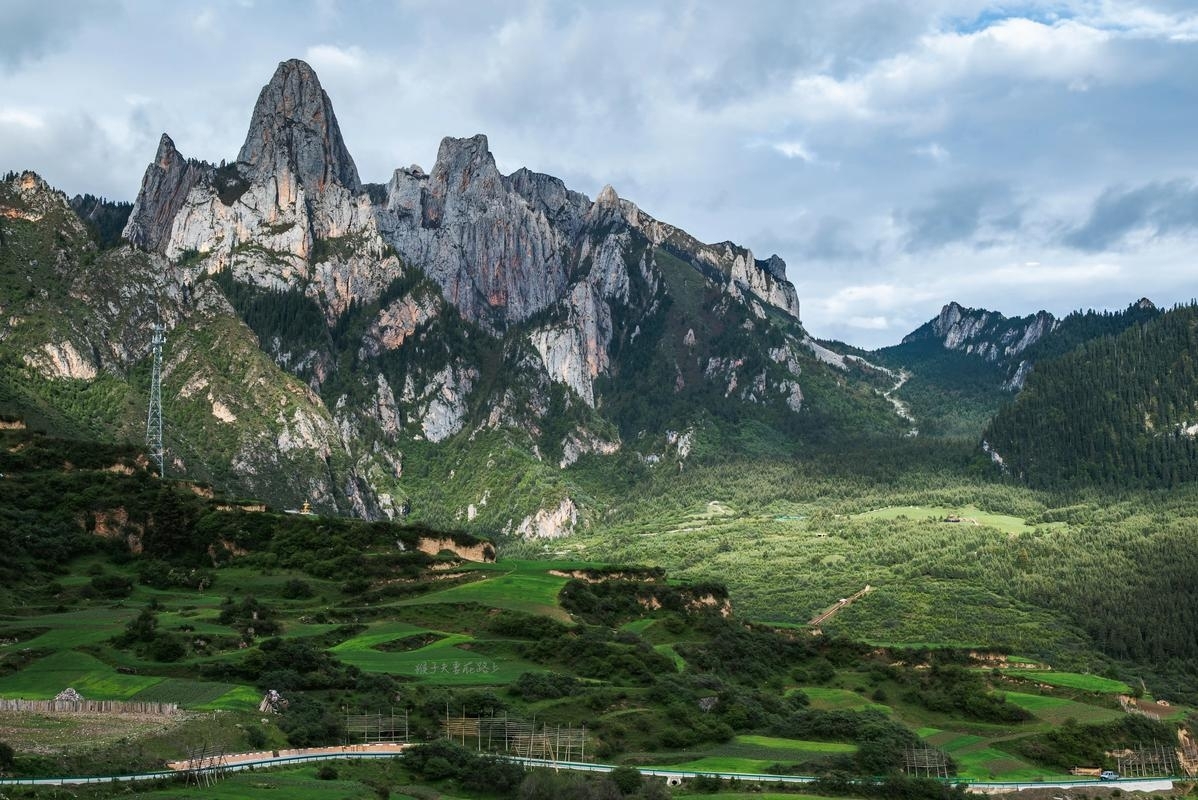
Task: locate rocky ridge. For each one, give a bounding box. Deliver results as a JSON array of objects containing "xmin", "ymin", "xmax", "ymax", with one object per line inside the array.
[{"xmin": 902, "ymin": 301, "xmax": 1059, "ymax": 390}]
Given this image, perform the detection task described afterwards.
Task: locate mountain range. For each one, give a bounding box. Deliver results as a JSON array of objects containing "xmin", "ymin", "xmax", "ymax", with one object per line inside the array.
[{"xmin": 2, "ymin": 58, "xmax": 1195, "ymax": 527}]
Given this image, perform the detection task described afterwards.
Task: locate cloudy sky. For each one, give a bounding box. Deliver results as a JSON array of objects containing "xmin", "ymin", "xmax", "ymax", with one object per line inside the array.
[{"xmin": 3, "ymin": 0, "xmax": 1198, "ymax": 347}]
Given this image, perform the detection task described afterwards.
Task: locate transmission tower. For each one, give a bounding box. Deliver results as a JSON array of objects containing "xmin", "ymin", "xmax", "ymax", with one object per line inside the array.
[{"xmin": 145, "ymin": 322, "xmax": 166, "ymax": 477}]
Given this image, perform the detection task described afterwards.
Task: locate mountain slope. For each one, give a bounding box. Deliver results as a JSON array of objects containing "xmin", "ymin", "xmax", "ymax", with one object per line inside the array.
[
  {"xmin": 984, "ymin": 303, "xmax": 1198, "ymax": 487},
  {"xmin": 877, "ymin": 299, "xmax": 1163, "ymax": 438}
]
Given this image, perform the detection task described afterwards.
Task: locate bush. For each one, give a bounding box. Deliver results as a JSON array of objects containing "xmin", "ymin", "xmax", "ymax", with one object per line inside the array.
[
  {"xmin": 245, "ymin": 726, "xmax": 267, "ymax": 749},
  {"xmin": 88, "ymin": 573, "xmax": 133, "ymax": 599},
  {"xmin": 314, "ymin": 763, "xmax": 338, "ymax": 780},
  {"xmin": 281, "ymin": 578, "xmax": 314, "ymax": 599},
  {"xmin": 610, "ymin": 765, "xmax": 643, "ymax": 795},
  {"xmin": 148, "ymin": 635, "xmax": 185, "ymax": 662}
]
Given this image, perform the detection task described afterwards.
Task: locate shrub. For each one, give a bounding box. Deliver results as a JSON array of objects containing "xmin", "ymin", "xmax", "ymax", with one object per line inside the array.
[
  {"xmin": 281, "ymin": 578, "xmax": 314, "ymax": 599},
  {"xmin": 88, "ymin": 574, "xmax": 133, "ymax": 599},
  {"xmin": 610, "ymin": 765, "xmax": 643, "ymax": 795}
]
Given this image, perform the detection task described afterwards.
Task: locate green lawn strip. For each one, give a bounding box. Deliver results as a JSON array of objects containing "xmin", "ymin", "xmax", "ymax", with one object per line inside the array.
[
  {"xmin": 0, "ymin": 607, "xmax": 132, "ymax": 650},
  {"xmin": 127, "ymin": 678, "xmax": 243, "ymax": 708},
  {"xmin": 198, "ymin": 684, "xmax": 262, "ymax": 711},
  {"xmin": 674, "ymin": 795, "xmax": 850, "ymax": 800},
  {"xmin": 620, "ymin": 619, "xmax": 656, "ymax": 634},
  {"xmin": 1002, "ymin": 691, "xmax": 1122, "ymax": 725},
  {"xmin": 796, "ymin": 687, "xmax": 892, "ymax": 714},
  {"xmin": 665, "ymin": 756, "xmax": 790, "ymax": 773},
  {"xmin": 852, "ymin": 505, "xmax": 1039, "ymax": 534},
  {"xmin": 333, "ymin": 631, "xmax": 537, "ymax": 684},
  {"xmin": 732, "ymin": 735, "xmax": 856, "ymax": 754},
  {"xmin": 1003, "ymin": 670, "xmax": 1131, "ymax": 694},
  {"xmin": 659, "ymin": 737, "xmax": 857, "ymax": 776},
  {"xmin": 395, "ymin": 563, "xmax": 572, "ymax": 621},
  {"xmin": 923, "ymin": 728, "xmax": 1060, "ymax": 781},
  {"xmin": 951, "ymin": 746, "xmax": 1054, "ymax": 781},
  {"xmin": 0, "ymin": 649, "xmax": 161, "ymax": 699}
]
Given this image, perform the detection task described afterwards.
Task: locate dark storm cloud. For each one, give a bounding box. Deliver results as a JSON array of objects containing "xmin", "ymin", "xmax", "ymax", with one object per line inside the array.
[
  {"xmin": 1064, "ymin": 180, "xmax": 1198, "ymax": 252},
  {"xmin": 901, "ymin": 182, "xmax": 1018, "ymax": 252},
  {"xmin": 0, "ymin": 1, "xmax": 118, "ymax": 72}
]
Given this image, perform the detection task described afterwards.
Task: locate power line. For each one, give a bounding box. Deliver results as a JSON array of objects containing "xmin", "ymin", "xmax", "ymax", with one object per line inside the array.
[{"xmin": 145, "ymin": 322, "xmax": 165, "ymax": 478}]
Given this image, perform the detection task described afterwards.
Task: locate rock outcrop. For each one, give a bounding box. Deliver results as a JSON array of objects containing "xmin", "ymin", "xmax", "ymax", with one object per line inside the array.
[
  {"xmin": 237, "ymin": 59, "xmax": 361, "ymax": 197},
  {"xmin": 124, "ymin": 135, "xmax": 206, "ymax": 252}
]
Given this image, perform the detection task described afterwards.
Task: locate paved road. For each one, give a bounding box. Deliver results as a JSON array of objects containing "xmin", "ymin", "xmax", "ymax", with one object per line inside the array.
[{"xmin": 0, "ymin": 745, "xmax": 1179, "ymax": 795}]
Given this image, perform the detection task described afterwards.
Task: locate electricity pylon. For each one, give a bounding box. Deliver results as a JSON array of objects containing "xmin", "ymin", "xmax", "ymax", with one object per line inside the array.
[{"xmin": 145, "ymin": 323, "xmax": 166, "ymax": 477}]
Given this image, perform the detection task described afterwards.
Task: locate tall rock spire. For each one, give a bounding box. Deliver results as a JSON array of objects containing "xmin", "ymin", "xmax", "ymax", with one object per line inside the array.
[
  {"xmin": 237, "ymin": 59, "xmax": 361, "ymax": 196},
  {"xmin": 122, "ymin": 133, "xmax": 205, "ymax": 251}
]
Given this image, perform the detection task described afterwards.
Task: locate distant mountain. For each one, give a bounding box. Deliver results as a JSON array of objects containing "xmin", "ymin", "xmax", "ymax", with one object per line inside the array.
[
  {"xmin": 876, "ymin": 299, "xmax": 1163, "ymax": 438},
  {"xmin": 984, "ymin": 303, "xmax": 1198, "ymax": 487},
  {"xmin": 0, "ymin": 60, "xmax": 908, "ymax": 532}
]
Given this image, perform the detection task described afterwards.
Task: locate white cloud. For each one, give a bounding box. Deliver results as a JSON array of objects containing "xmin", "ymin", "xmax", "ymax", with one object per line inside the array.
[
  {"xmin": 914, "ymin": 142, "xmax": 949, "ymax": 162},
  {"xmin": 848, "ymin": 315, "xmax": 891, "ymax": 330},
  {"xmin": 985, "ymin": 261, "xmax": 1123, "ymax": 286},
  {"xmin": 819, "ymin": 283, "xmax": 941, "ymax": 317},
  {"xmin": 193, "ymin": 8, "xmax": 217, "ymax": 33},
  {"xmin": 772, "ymin": 140, "xmax": 818, "ymax": 162},
  {"xmin": 305, "ymin": 44, "xmax": 366, "ymax": 73},
  {"xmin": 0, "ymin": 108, "xmax": 45, "ymax": 129}
]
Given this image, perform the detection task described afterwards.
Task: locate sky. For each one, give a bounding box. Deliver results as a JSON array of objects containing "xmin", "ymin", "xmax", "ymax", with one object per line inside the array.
[{"xmin": 3, "ymin": 0, "xmax": 1198, "ymax": 348}]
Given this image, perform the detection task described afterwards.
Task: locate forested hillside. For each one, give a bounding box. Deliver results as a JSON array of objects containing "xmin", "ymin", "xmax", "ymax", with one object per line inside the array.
[{"xmin": 985, "ymin": 303, "xmax": 1198, "ymax": 487}]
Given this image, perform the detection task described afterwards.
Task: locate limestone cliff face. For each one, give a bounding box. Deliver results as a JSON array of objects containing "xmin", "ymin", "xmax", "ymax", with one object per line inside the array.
[
  {"xmin": 123, "ymin": 59, "xmax": 806, "ymax": 422},
  {"xmin": 376, "ymin": 138, "xmax": 801, "ymax": 408},
  {"xmin": 621, "ymin": 198, "xmax": 800, "ymax": 319},
  {"xmin": 237, "ymin": 59, "xmax": 361, "ymax": 198},
  {"xmin": 378, "ymin": 134, "xmax": 586, "ymax": 330},
  {"xmin": 123, "ymin": 135, "xmax": 206, "ymax": 253}
]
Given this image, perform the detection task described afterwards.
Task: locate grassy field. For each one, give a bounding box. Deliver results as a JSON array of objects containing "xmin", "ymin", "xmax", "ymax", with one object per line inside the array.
[
  {"xmin": 332, "ymin": 624, "xmax": 541, "ymax": 684},
  {"xmin": 851, "ymin": 504, "xmax": 1058, "ymax": 535},
  {"xmin": 1002, "ymin": 670, "xmax": 1131, "ymax": 694},
  {"xmin": 1002, "ymin": 691, "xmax": 1123, "ymax": 725},
  {"xmin": 395, "ymin": 560, "xmax": 576, "ymax": 621},
  {"xmin": 921, "ymin": 729, "xmax": 1054, "ymax": 781},
  {"xmin": 797, "ymin": 687, "xmax": 892, "ymax": 714},
  {"xmin": 0, "ymin": 491, "xmax": 1186, "ymax": 795},
  {"xmin": 0, "ymin": 650, "xmax": 160, "ymax": 700}
]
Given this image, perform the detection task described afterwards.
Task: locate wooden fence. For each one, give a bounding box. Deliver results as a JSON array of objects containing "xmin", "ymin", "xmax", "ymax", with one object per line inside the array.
[{"xmin": 0, "ymin": 698, "xmax": 178, "ymax": 715}]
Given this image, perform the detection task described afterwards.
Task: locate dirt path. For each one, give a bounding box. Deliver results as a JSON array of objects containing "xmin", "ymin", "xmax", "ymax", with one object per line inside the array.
[
  {"xmin": 808, "ymin": 585, "xmax": 872, "ymax": 627},
  {"xmin": 883, "ymin": 370, "xmax": 918, "ymax": 433}
]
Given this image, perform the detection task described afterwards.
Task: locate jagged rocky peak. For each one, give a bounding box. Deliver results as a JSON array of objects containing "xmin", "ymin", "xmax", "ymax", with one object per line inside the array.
[
  {"xmin": 123, "ymin": 133, "xmax": 207, "ymax": 251},
  {"xmin": 907, "ymin": 301, "xmax": 1056, "ymax": 364},
  {"xmin": 758, "ymin": 254, "xmax": 787, "ymax": 281},
  {"xmin": 508, "ymin": 167, "xmax": 591, "ymax": 226},
  {"xmin": 1135, "ymin": 297, "xmax": 1156, "ymax": 311},
  {"xmin": 237, "ymin": 58, "xmax": 360, "ymax": 195}
]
